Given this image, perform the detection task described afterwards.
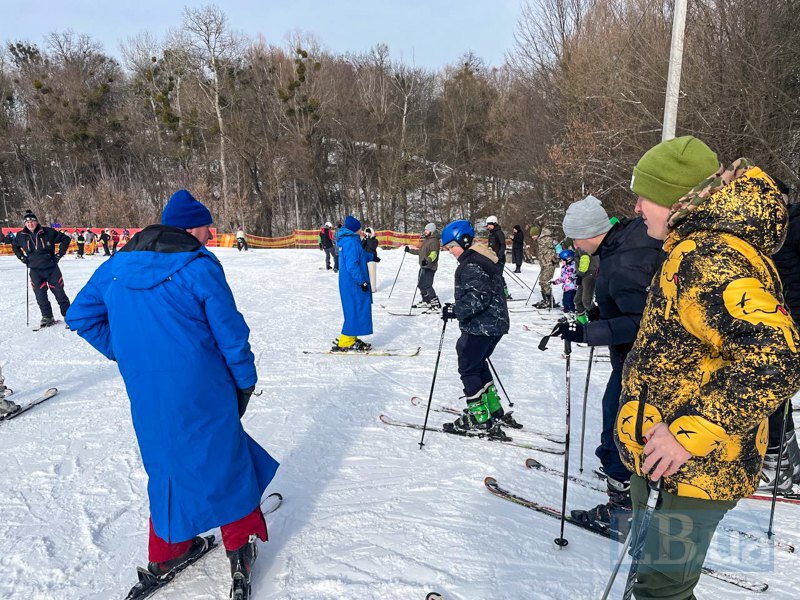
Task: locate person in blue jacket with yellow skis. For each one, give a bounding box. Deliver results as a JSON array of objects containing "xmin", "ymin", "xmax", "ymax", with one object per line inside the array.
[
  {"xmin": 332, "ymin": 215, "xmax": 376, "ymax": 352},
  {"xmin": 66, "ymin": 189, "xmax": 279, "ymax": 600}
]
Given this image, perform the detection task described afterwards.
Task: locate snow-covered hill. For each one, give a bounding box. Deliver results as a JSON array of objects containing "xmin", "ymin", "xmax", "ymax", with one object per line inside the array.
[{"xmin": 0, "ymin": 248, "xmax": 796, "ymax": 599}]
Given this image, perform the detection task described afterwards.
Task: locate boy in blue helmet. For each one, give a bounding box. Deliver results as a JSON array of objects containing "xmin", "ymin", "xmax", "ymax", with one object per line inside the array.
[
  {"xmin": 551, "ymin": 249, "xmax": 577, "ymax": 313},
  {"xmin": 439, "ymin": 219, "xmax": 512, "ymax": 436}
]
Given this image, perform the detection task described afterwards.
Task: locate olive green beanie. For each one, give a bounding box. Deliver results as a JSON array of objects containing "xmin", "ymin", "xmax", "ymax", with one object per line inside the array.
[{"xmin": 631, "ymin": 136, "xmax": 720, "ymax": 207}]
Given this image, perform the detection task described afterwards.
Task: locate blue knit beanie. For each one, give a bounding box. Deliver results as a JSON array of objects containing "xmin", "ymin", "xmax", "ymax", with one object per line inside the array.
[
  {"xmin": 344, "ymin": 215, "xmax": 361, "ymax": 232},
  {"xmin": 161, "ymin": 189, "xmax": 213, "ymax": 229}
]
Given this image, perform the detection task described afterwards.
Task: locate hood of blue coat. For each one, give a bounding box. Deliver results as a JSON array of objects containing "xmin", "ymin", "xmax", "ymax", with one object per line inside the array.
[
  {"xmin": 336, "ymin": 227, "xmax": 360, "ymax": 243},
  {"xmin": 111, "ymin": 224, "xmax": 210, "ymax": 290}
]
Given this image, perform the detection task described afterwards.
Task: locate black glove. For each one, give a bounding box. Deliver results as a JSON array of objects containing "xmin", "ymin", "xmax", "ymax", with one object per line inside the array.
[
  {"xmin": 54, "ymin": 254, "xmax": 63, "ymax": 264},
  {"xmin": 19, "ymin": 255, "xmax": 29, "ymax": 265},
  {"xmin": 360, "ymin": 282, "xmax": 370, "ymax": 292},
  {"xmin": 587, "ymin": 305, "xmax": 601, "ymax": 322},
  {"xmin": 441, "ymin": 303, "xmax": 457, "ymax": 321},
  {"xmin": 421, "ymin": 259, "xmax": 428, "ymax": 267},
  {"xmin": 374, "ymin": 256, "xmax": 381, "ymax": 263},
  {"xmin": 553, "ymin": 320, "xmax": 586, "ymax": 343},
  {"xmin": 237, "ymin": 386, "xmax": 255, "ymax": 418},
  {"xmin": 404, "ymin": 246, "xmax": 410, "ymax": 253}
]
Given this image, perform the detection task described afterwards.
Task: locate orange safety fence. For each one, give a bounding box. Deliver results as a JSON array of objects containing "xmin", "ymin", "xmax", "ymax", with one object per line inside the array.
[{"xmin": 218, "ymin": 229, "xmax": 425, "ymax": 249}]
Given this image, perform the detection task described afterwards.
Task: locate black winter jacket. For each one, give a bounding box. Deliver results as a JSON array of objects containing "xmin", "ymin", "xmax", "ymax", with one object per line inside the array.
[
  {"xmin": 454, "ymin": 246, "xmax": 510, "ymax": 336},
  {"xmin": 772, "ymin": 203, "xmax": 800, "ymax": 322},
  {"xmin": 487, "ymin": 227, "xmax": 507, "ymax": 264},
  {"xmin": 512, "ymin": 229, "xmax": 524, "ymax": 250},
  {"xmin": 585, "ymin": 217, "xmax": 665, "ymax": 357},
  {"xmin": 362, "ymin": 236, "xmax": 379, "ymax": 257},
  {"xmin": 12, "ymin": 225, "xmax": 71, "ymax": 270},
  {"xmin": 319, "ymin": 227, "xmax": 335, "ymax": 249}
]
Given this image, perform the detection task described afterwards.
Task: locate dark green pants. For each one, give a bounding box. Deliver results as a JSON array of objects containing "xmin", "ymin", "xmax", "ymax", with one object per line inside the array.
[{"xmin": 629, "ymin": 475, "xmax": 737, "ymax": 600}]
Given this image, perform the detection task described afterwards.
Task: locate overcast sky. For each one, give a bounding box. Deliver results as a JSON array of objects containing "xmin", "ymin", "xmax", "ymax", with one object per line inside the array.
[{"xmin": 0, "ymin": 0, "xmax": 525, "ymax": 70}]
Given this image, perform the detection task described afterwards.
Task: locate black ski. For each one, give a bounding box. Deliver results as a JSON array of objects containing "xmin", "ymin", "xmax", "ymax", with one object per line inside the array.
[
  {"xmin": 124, "ymin": 492, "xmax": 283, "ymax": 600},
  {"xmin": 524, "ymin": 458, "xmax": 795, "ymax": 554},
  {"xmin": 379, "ymin": 414, "xmax": 564, "ymax": 454},
  {"xmin": 426, "ymin": 594, "xmax": 444, "ymax": 600},
  {"xmin": 484, "ymin": 477, "xmax": 768, "ymax": 593},
  {"xmin": 0, "ymin": 387, "xmax": 58, "ymax": 422},
  {"xmin": 409, "ymin": 396, "xmax": 565, "ymax": 444}
]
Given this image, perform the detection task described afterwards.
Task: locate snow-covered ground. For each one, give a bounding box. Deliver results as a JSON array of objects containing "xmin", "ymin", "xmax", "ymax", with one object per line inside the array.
[{"xmin": 1, "ymin": 246, "xmax": 797, "ymax": 599}]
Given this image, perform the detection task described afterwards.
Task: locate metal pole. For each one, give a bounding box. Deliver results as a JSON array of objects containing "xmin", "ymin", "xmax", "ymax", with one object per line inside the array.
[
  {"xmin": 487, "ymin": 358, "xmax": 513, "ymax": 408},
  {"xmin": 601, "ymin": 525, "xmax": 634, "ymax": 600},
  {"xmin": 579, "ymin": 346, "xmax": 594, "ymax": 473},
  {"xmin": 554, "ymin": 334, "xmax": 572, "ymax": 548},
  {"xmin": 419, "ymin": 319, "xmax": 449, "ymax": 449},
  {"xmin": 388, "ymin": 249, "xmax": 407, "ymax": 300},
  {"xmin": 408, "ymin": 268, "xmax": 422, "ymax": 315},
  {"xmin": 623, "ymin": 480, "xmax": 662, "ymax": 600},
  {"xmin": 768, "ymin": 399, "xmax": 792, "ymax": 538},
  {"xmin": 662, "ymin": 0, "xmax": 688, "ymax": 141},
  {"xmin": 25, "ymin": 266, "xmax": 29, "ymax": 327}
]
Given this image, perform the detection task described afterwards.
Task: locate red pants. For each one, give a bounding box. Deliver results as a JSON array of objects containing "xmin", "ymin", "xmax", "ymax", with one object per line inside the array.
[{"xmin": 148, "ymin": 506, "xmax": 268, "ymax": 562}]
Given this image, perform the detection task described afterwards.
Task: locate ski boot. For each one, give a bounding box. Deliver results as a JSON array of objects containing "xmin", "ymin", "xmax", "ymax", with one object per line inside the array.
[
  {"xmin": 146, "ymin": 536, "xmax": 211, "ymax": 578},
  {"xmin": 758, "ymin": 430, "xmax": 800, "ymax": 492},
  {"xmin": 0, "ymin": 397, "xmax": 21, "ymax": 417},
  {"xmin": 412, "ymin": 300, "xmax": 431, "ymax": 309},
  {"xmin": 228, "ymin": 535, "xmax": 258, "ymax": 600},
  {"xmin": 570, "ymin": 475, "xmax": 631, "ymax": 540},
  {"xmin": 39, "ymin": 316, "xmax": 56, "ymax": 329},
  {"xmin": 483, "ymin": 382, "xmax": 521, "ymax": 429},
  {"xmin": 504, "ymin": 286, "xmax": 512, "ymax": 300},
  {"xmin": 428, "ymin": 297, "xmax": 442, "ymax": 311},
  {"xmin": 443, "ymin": 390, "xmax": 510, "ymax": 441},
  {"xmin": 532, "ymin": 292, "xmax": 553, "ymax": 309},
  {"xmin": 331, "ymin": 338, "xmax": 373, "ymax": 353}
]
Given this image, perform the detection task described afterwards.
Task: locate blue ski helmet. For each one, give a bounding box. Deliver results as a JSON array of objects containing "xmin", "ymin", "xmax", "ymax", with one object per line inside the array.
[
  {"xmin": 559, "ymin": 249, "xmax": 575, "ymax": 261},
  {"xmin": 441, "ymin": 219, "xmax": 475, "ymax": 249}
]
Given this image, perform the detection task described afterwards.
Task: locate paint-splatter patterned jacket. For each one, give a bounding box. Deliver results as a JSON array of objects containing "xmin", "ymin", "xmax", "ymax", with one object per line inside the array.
[{"xmin": 615, "ymin": 164, "xmax": 800, "ymax": 500}]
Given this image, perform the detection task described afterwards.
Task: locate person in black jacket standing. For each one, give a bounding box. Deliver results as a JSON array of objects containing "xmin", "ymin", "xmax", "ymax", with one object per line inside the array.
[
  {"xmin": 510, "ymin": 225, "xmax": 524, "ymax": 273},
  {"xmin": 12, "ymin": 211, "xmax": 72, "ymax": 328},
  {"xmin": 486, "ymin": 216, "xmax": 511, "ymax": 299},
  {"xmin": 99, "ymin": 229, "xmax": 111, "ymax": 256},
  {"xmin": 763, "ymin": 181, "xmax": 800, "ymax": 491},
  {"xmin": 362, "ymin": 227, "xmax": 380, "ymax": 293},
  {"xmin": 549, "ymin": 195, "xmax": 665, "ymax": 534},
  {"xmin": 439, "ymin": 219, "xmax": 511, "ymax": 438}
]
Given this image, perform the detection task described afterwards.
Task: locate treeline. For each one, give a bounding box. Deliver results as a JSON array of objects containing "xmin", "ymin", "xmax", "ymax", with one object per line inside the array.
[{"xmin": 0, "ymin": 0, "xmax": 798, "ymax": 235}]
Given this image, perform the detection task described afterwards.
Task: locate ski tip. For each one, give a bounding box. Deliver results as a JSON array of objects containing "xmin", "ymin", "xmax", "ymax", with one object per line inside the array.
[
  {"xmin": 426, "ymin": 594, "xmax": 445, "ymax": 600},
  {"xmin": 484, "ymin": 476, "xmax": 497, "ymax": 486},
  {"xmin": 410, "ymin": 396, "xmax": 423, "ymax": 406},
  {"xmin": 524, "ymin": 458, "xmax": 541, "ymax": 469}
]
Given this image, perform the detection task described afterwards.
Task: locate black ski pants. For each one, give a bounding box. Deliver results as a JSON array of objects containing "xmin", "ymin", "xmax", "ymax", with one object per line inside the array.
[
  {"xmin": 324, "ymin": 246, "xmax": 337, "ymax": 269},
  {"xmin": 595, "ymin": 348, "xmax": 632, "ymax": 482},
  {"xmin": 76, "ymin": 244, "xmax": 84, "ymax": 258},
  {"xmin": 456, "ymin": 333, "xmax": 502, "ymax": 397},
  {"xmin": 102, "ymin": 241, "xmax": 110, "ymax": 256},
  {"xmin": 30, "ymin": 265, "xmax": 70, "ymax": 319},
  {"xmin": 512, "ymin": 247, "xmax": 523, "ymax": 271},
  {"xmin": 418, "ymin": 268, "xmax": 438, "ymax": 303}
]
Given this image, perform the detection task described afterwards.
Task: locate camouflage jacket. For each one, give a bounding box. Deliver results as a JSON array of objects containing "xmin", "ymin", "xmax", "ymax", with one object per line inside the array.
[
  {"xmin": 536, "ymin": 228, "xmax": 558, "ymax": 266},
  {"xmin": 408, "ymin": 232, "xmax": 440, "ymax": 271},
  {"xmin": 454, "ymin": 245, "xmax": 510, "ymax": 336},
  {"xmin": 616, "ymin": 164, "xmax": 800, "ymax": 501}
]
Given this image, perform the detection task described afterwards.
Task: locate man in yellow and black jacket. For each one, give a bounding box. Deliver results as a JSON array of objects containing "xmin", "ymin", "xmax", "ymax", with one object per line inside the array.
[{"xmin": 617, "ymin": 136, "xmax": 800, "ymax": 600}]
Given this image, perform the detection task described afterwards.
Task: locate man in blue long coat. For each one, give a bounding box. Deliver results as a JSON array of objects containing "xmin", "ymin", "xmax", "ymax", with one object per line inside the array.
[
  {"xmin": 66, "ymin": 190, "xmax": 279, "ymax": 596},
  {"xmin": 333, "ymin": 215, "xmax": 375, "ymax": 352}
]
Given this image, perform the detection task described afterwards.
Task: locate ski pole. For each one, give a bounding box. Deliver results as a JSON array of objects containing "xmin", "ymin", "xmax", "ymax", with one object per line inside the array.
[
  {"xmin": 768, "ymin": 398, "xmax": 792, "ymax": 538},
  {"xmin": 26, "ymin": 265, "xmax": 30, "ymax": 327},
  {"xmin": 623, "ymin": 479, "xmax": 662, "ymax": 600},
  {"xmin": 579, "ymin": 346, "xmax": 594, "ymax": 473},
  {"xmin": 554, "ymin": 333, "xmax": 572, "ymax": 548},
  {"xmin": 503, "ymin": 265, "xmax": 531, "ymax": 291},
  {"xmin": 408, "ymin": 267, "xmax": 422, "ymax": 316},
  {"xmin": 387, "ymin": 248, "xmax": 407, "ymax": 300},
  {"xmin": 600, "ymin": 524, "xmax": 633, "ymax": 600},
  {"xmin": 525, "ymin": 276, "xmax": 539, "ymax": 306},
  {"xmin": 419, "ymin": 318, "xmax": 449, "ymax": 449},
  {"xmin": 487, "ymin": 358, "xmax": 513, "ymax": 408}
]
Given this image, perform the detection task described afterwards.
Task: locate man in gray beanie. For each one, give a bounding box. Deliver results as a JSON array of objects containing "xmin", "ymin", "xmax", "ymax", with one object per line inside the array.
[
  {"xmin": 405, "ymin": 222, "xmax": 441, "ymax": 310},
  {"xmin": 548, "ymin": 194, "xmax": 665, "ymax": 536}
]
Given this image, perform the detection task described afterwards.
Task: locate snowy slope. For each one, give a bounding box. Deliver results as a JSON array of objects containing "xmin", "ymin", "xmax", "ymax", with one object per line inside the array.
[{"xmin": 0, "ymin": 247, "xmax": 797, "ymax": 599}]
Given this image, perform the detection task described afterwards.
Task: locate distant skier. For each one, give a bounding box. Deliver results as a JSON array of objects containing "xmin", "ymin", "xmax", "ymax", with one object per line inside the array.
[
  {"xmin": 236, "ymin": 227, "xmax": 249, "ymax": 252},
  {"xmin": 439, "ymin": 219, "xmax": 511, "ymax": 437},
  {"xmin": 99, "ymin": 229, "xmax": 111, "ymax": 256},
  {"xmin": 111, "ymin": 229, "xmax": 120, "ymax": 254},
  {"xmin": 332, "ymin": 216, "xmax": 375, "ymax": 352},
  {"xmin": 319, "ymin": 221, "xmax": 337, "ymax": 271},
  {"xmin": 406, "ymin": 223, "xmax": 441, "ymax": 310},
  {"xmin": 362, "ymin": 227, "xmax": 380, "ymax": 293},
  {"xmin": 486, "ymin": 216, "xmax": 511, "ymax": 299},
  {"xmin": 532, "ymin": 225, "xmax": 559, "ymax": 309},
  {"xmin": 75, "ymin": 230, "xmax": 85, "ymax": 259},
  {"xmin": 0, "ymin": 366, "xmax": 19, "ymax": 417},
  {"xmin": 551, "ymin": 249, "xmax": 577, "ymax": 313},
  {"xmin": 511, "ymin": 225, "xmax": 524, "ymax": 273},
  {"xmin": 12, "ymin": 211, "xmax": 72, "ymax": 329},
  {"xmin": 66, "ymin": 189, "xmax": 279, "ymax": 599}
]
